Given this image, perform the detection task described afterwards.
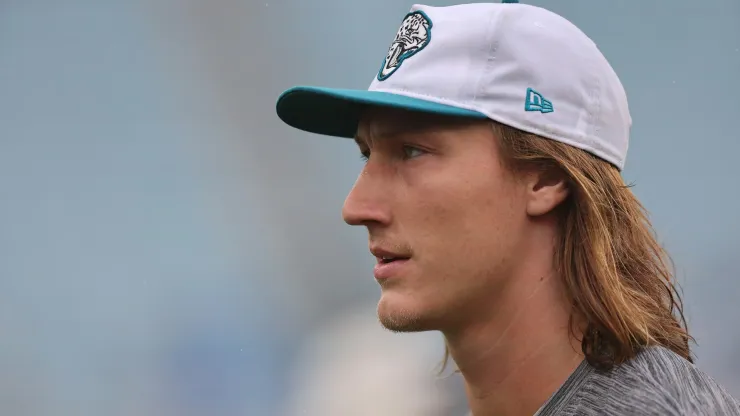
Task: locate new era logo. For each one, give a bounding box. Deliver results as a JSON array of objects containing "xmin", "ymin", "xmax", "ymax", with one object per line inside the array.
[{"xmin": 525, "ymin": 88, "xmax": 553, "ymax": 113}]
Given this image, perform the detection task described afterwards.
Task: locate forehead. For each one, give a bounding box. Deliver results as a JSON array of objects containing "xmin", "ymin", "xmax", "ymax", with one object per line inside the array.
[{"xmin": 355, "ymin": 107, "xmax": 478, "ymax": 143}]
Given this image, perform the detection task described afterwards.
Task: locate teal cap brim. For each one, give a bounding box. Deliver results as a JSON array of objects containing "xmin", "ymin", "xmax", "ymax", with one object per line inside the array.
[{"xmin": 276, "ymin": 86, "xmax": 488, "ymax": 138}]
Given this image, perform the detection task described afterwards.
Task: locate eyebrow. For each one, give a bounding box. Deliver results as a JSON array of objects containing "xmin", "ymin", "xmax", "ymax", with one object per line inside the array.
[{"xmin": 354, "ymin": 124, "xmax": 419, "ymax": 146}]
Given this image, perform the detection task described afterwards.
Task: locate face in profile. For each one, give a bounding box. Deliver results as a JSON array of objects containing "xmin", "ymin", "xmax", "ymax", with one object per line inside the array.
[{"xmin": 342, "ymin": 108, "xmax": 535, "ymax": 333}]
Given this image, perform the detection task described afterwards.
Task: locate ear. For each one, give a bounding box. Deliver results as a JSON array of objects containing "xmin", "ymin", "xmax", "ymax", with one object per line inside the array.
[{"xmin": 525, "ymin": 167, "xmax": 570, "ymax": 217}]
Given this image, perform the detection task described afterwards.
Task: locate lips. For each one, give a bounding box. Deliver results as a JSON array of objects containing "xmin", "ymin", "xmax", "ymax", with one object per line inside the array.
[
  {"xmin": 370, "ymin": 247, "xmax": 409, "ymax": 262},
  {"xmin": 379, "ymin": 256, "xmax": 405, "ymax": 264},
  {"xmin": 370, "ymin": 246, "xmax": 411, "ymax": 280}
]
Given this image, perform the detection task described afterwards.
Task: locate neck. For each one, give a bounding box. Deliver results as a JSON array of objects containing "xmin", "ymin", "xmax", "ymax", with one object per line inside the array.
[{"xmin": 443, "ymin": 263, "xmax": 584, "ymax": 416}]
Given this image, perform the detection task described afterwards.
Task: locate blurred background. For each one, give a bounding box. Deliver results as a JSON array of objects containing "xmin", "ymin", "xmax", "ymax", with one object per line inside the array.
[{"xmin": 0, "ymin": 0, "xmax": 738, "ymax": 415}]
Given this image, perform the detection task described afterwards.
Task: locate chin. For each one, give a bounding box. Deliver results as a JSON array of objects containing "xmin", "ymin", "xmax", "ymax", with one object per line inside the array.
[{"xmin": 376, "ymin": 291, "xmax": 438, "ymax": 333}]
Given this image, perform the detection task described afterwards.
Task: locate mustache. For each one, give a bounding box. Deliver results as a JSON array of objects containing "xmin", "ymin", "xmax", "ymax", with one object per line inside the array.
[{"xmin": 368, "ymin": 238, "xmax": 413, "ymax": 254}]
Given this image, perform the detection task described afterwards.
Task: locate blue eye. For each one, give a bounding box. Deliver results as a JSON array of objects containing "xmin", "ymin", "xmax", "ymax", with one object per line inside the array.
[{"xmin": 403, "ymin": 145, "xmax": 425, "ymax": 160}]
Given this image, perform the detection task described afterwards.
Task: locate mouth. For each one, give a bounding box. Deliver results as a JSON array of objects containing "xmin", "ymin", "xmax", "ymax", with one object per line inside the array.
[
  {"xmin": 370, "ymin": 247, "xmax": 412, "ymax": 280},
  {"xmin": 377, "ymin": 255, "xmax": 410, "ymax": 264},
  {"xmin": 370, "ymin": 246, "xmax": 411, "ymax": 263}
]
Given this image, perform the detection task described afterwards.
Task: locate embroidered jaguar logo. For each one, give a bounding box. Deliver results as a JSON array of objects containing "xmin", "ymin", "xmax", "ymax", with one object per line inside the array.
[{"xmin": 377, "ymin": 11, "xmax": 433, "ymax": 81}]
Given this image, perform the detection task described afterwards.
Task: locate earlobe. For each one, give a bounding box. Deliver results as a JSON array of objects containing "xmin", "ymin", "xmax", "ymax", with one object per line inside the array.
[{"xmin": 525, "ymin": 170, "xmax": 570, "ymax": 217}]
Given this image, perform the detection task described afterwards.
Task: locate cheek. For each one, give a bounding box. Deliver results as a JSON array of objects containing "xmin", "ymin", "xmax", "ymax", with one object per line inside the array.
[{"xmin": 409, "ymin": 175, "xmax": 523, "ymax": 262}]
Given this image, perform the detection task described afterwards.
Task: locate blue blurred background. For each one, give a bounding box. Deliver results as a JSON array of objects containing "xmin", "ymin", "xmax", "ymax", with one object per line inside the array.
[{"xmin": 0, "ymin": 1, "xmax": 738, "ymax": 415}]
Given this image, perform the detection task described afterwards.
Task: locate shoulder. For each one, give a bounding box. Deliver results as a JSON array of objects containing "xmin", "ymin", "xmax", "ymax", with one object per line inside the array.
[
  {"xmin": 628, "ymin": 347, "xmax": 736, "ymax": 401},
  {"xmin": 570, "ymin": 346, "xmax": 740, "ymax": 416}
]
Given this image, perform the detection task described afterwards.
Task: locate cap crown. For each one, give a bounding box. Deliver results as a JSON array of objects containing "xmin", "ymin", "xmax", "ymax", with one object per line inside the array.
[{"xmin": 369, "ymin": 3, "xmax": 631, "ymax": 169}]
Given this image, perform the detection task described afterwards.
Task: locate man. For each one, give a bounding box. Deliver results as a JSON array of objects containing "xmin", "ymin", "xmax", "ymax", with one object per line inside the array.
[{"xmin": 275, "ymin": 1, "xmax": 740, "ymax": 415}]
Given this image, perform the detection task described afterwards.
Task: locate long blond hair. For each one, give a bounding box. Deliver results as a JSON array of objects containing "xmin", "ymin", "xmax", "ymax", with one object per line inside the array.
[{"xmin": 441, "ymin": 122, "xmax": 692, "ymax": 373}]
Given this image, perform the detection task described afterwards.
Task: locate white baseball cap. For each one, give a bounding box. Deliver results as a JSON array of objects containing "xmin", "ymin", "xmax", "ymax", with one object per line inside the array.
[{"xmin": 276, "ymin": 0, "xmax": 631, "ymax": 170}]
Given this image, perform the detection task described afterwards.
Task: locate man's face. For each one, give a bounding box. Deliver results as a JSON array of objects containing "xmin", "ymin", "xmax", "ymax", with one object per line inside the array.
[{"xmin": 342, "ymin": 108, "xmax": 532, "ymax": 333}]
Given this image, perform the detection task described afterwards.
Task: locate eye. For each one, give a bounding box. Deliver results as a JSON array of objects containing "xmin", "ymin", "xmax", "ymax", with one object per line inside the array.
[{"xmin": 402, "ymin": 145, "xmax": 426, "ymax": 160}]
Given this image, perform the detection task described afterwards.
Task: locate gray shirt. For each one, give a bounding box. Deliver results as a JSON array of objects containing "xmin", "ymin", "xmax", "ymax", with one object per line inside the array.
[{"xmin": 534, "ymin": 346, "xmax": 740, "ymax": 415}]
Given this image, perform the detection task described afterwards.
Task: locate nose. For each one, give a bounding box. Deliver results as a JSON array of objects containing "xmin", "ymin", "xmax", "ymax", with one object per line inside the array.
[{"xmin": 342, "ymin": 166, "xmax": 392, "ymax": 227}]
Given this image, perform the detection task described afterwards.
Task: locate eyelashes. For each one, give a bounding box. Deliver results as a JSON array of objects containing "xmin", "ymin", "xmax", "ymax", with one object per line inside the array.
[{"xmin": 359, "ymin": 145, "xmax": 427, "ymax": 162}]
